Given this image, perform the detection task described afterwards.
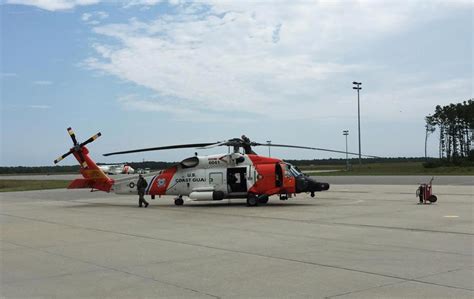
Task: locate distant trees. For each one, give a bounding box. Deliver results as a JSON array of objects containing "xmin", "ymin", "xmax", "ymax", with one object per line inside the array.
[
  {"xmin": 425, "ymin": 99, "xmax": 474, "ymax": 163},
  {"xmin": 0, "ymin": 165, "xmax": 80, "ymax": 174}
]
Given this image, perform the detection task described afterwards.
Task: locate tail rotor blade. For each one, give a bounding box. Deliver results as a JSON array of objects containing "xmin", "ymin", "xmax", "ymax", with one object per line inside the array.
[
  {"xmin": 55, "ymin": 128, "xmax": 102, "ymax": 165},
  {"xmin": 67, "ymin": 127, "xmax": 78, "ymax": 145},
  {"xmin": 80, "ymin": 132, "xmax": 102, "ymax": 147},
  {"xmin": 54, "ymin": 151, "xmax": 72, "ymax": 164}
]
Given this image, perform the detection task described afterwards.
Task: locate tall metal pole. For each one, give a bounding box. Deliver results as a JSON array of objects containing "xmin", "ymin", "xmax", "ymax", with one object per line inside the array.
[
  {"xmin": 353, "ymin": 82, "xmax": 362, "ymax": 165},
  {"xmin": 266, "ymin": 140, "xmax": 271, "ymax": 157},
  {"xmin": 343, "ymin": 130, "xmax": 349, "ymax": 170},
  {"xmin": 357, "ymin": 88, "xmax": 361, "ymax": 165}
]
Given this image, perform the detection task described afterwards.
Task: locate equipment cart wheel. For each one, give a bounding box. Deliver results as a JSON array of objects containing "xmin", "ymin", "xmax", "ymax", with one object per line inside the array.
[{"xmin": 428, "ymin": 195, "xmax": 437, "ymax": 203}]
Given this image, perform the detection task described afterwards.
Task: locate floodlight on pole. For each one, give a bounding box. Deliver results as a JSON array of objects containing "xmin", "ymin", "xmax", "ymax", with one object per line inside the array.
[
  {"xmin": 352, "ymin": 81, "xmax": 362, "ymax": 165},
  {"xmin": 343, "ymin": 130, "xmax": 349, "ymax": 170}
]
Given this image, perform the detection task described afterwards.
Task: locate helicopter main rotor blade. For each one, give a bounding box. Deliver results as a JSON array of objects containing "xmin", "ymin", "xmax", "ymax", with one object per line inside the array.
[
  {"xmin": 197, "ymin": 141, "xmax": 230, "ymax": 149},
  {"xmin": 253, "ymin": 143, "xmax": 380, "ymax": 158},
  {"xmin": 103, "ymin": 142, "xmax": 218, "ymax": 157}
]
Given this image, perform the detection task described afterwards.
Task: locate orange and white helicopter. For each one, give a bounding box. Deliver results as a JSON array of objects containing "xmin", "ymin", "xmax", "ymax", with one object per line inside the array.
[{"xmin": 54, "ymin": 128, "xmax": 376, "ymax": 206}]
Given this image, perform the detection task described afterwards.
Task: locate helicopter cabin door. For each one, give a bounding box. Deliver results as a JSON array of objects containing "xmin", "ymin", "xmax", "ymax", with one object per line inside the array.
[
  {"xmin": 227, "ymin": 167, "xmax": 247, "ymax": 193},
  {"xmin": 275, "ymin": 163, "xmax": 283, "ymax": 188},
  {"xmin": 209, "ymin": 172, "xmax": 224, "ymax": 192}
]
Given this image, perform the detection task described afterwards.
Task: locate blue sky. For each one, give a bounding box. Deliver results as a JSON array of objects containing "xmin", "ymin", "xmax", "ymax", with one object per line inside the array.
[{"xmin": 1, "ymin": 0, "xmax": 472, "ymax": 166}]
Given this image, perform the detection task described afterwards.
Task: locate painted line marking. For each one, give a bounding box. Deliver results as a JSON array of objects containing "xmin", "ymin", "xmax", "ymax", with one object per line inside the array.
[{"xmin": 443, "ymin": 215, "xmax": 459, "ymax": 218}]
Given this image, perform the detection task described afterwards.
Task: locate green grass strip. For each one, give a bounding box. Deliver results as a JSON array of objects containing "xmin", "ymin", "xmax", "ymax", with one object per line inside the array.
[
  {"xmin": 306, "ymin": 162, "xmax": 474, "ymax": 176},
  {"xmin": 0, "ymin": 180, "xmax": 70, "ymax": 192}
]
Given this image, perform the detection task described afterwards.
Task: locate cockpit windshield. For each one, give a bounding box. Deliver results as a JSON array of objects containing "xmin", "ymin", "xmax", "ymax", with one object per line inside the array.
[{"xmin": 285, "ymin": 163, "xmax": 302, "ymax": 177}]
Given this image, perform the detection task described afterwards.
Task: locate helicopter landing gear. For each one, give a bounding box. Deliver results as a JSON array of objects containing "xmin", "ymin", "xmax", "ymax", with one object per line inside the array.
[
  {"xmin": 310, "ymin": 192, "xmax": 315, "ymax": 198},
  {"xmin": 258, "ymin": 194, "xmax": 269, "ymax": 204},
  {"xmin": 174, "ymin": 196, "xmax": 184, "ymax": 206},
  {"xmin": 256, "ymin": 194, "xmax": 269, "ymax": 205},
  {"xmin": 247, "ymin": 194, "xmax": 258, "ymax": 207}
]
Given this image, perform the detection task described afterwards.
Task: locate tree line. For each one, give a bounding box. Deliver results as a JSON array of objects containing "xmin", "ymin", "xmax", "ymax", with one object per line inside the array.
[
  {"xmin": 0, "ymin": 161, "xmax": 177, "ymax": 175},
  {"xmin": 1, "ymin": 157, "xmax": 435, "ymax": 174},
  {"xmin": 425, "ymin": 99, "xmax": 473, "ymax": 163}
]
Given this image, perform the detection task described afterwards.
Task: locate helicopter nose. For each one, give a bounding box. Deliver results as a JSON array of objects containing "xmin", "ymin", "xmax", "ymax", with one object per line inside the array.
[
  {"xmin": 308, "ymin": 178, "xmax": 330, "ymax": 191},
  {"xmin": 309, "ymin": 179, "xmax": 329, "ymax": 192},
  {"xmin": 296, "ymin": 176, "xmax": 329, "ymax": 193}
]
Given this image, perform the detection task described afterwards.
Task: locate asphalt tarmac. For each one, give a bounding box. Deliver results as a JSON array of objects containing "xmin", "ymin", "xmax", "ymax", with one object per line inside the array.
[{"xmin": 1, "ymin": 182, "xmax": 472, "ymax": 298}]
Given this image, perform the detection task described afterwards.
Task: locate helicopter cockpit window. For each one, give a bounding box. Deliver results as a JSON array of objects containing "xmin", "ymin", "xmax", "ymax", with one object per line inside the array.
[
  {"xmin": 285, "ymin": 164, "xmax": 293, "ymax": 178},
  {"xmin": 286, "ymin": 164, "xmax": 302, "ymax": 177}
]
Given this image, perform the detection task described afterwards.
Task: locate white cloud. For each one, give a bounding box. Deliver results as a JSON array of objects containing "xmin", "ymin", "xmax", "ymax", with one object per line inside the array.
[
  {"xmin": 85, "ymin": 1, "xmax": 473, "ymax": 121},
  {"xmin": 123, "ymin": 0, "xmax": 164, "ymax": 7},
  {"xmin": 81, "ymin": 12, "xmax": 92, "ymax": 21},
  {"xmin": 81, "ymin": 11, "xmax": 108, "ymax": 25},
  {"xmin": 6, "ymin": 0, "xmax": 100, "ymax": 11},
  {"xmin": 1, "ymin": 72, "xmax": 18, "ymax": 77},
  {"xmin": 361, "ymin": 77, "xmax": 473, "ymax": 121},
  {"xmin": 33, "ymin": 80, "xmax": 53, "ymax": 85},
  {"xmin": 118, "ymin": 94, "xmax": 252, "ymax": 123},
  {"xmin": 118, "ymin": 94, "xmax": 195, "ymax": 116},
  {"xmin": 28, "ymin": 104, "xmax": 51, "ymax": 109}
]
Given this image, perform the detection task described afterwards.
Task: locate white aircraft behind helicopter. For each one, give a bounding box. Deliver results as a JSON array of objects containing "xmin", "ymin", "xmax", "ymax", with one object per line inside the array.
[{"xmin": 98, "ymin": 164, "xmax": 135, "ymax": 175}]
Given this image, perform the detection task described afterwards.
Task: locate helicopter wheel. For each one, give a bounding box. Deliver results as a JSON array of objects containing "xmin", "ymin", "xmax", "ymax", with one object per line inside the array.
[
  {"xmin": 174, "ymin": 197, "xmax": 184, "ymax": 206},
  {"xmin": 310, "ymin": 192, "xmax": 315, "ymax": 198},
  {"xmin": 258, "ymin": 195, "xmax": 269, "ymax": 204},
  {"xmin": 247, "ymin": 194, "xmax": 258, "ymax": 207}
]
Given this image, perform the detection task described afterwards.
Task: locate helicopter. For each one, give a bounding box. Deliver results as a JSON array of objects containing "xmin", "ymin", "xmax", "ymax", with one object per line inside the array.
[{"xmin": 54, "ymin": 128, "xmax": 377, "ymax": 206}]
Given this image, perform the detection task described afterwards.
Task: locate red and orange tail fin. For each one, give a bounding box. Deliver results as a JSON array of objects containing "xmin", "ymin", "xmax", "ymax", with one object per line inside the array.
[{"xmin": 54, "ymin": 128, "xmax": 114, "ymax": 192}]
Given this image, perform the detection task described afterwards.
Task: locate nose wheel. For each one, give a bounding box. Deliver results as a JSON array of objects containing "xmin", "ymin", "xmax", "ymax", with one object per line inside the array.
[
  {"xmin": 247, "ymin": 194, "xmax": 269, "ymax": 206},
  {"xmin": 247, "ymin": 194, "xmax": 258, "ymax": 207},
  {"xmin": 174, "ymin": 196, "xmax": 184, "ymax": 206}
]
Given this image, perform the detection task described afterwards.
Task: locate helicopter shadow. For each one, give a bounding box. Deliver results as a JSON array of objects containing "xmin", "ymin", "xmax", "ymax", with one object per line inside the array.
[
  {"xmin": 64, "ymin": 200, "xmax": 319, "ymax": 209},
  {"xmin": 180, "ymin": 201, "xmax": 318, "ymax": 208}
]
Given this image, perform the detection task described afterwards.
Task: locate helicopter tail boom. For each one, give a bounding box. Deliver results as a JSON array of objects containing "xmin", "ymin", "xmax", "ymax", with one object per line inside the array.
[
  {"xmin": 68, "ymin": 146, "xmax": 115, "ymax": 192},
  {"xmin": 54, "ymin": 128, "xmax": 114, "ymax": 192}
]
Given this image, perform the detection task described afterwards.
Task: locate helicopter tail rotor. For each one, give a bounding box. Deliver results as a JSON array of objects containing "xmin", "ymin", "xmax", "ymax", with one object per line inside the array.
[
  {"xmin": 54, "ymin": 127, "xmax": 102, "ymax": 166},
  {"xmin": 54, "ymin": 128, "xmax": 113, "ymax": 192}
]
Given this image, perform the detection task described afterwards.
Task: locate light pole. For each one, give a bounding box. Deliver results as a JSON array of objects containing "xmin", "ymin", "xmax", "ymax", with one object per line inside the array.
[
  {"xmin": 343, "ymin": 130, "xmax": 349, "ymax": 170},
  {"xmin": 352, "ymin": 81, "xmax": 362, "ymax": 165},
  {"xmin": 266, "ymin": 140, "xmax": 271, "ymax": 157}
]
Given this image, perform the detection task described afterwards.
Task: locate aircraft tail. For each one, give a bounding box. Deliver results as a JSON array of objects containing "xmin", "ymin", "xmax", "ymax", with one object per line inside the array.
[{"xmin": 54, "ymin": 128, "xmax": 114, "ymax": 192}]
